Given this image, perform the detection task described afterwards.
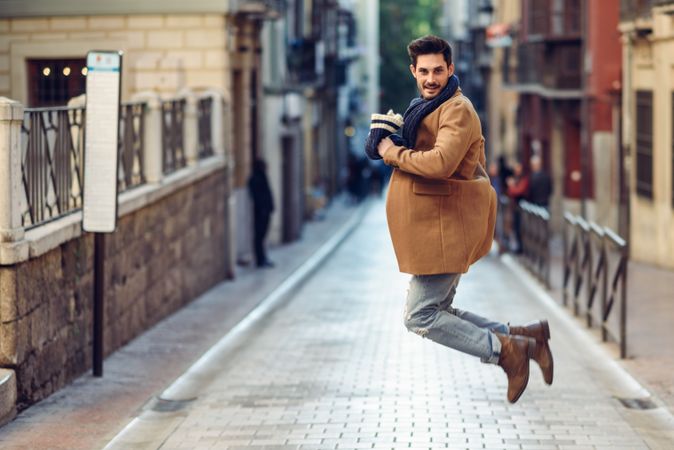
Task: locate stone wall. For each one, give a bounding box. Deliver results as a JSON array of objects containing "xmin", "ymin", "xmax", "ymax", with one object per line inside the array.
[
  {"xmin": 0, "ymin": 14, "xmax": 228, "ymax": 103},
  {"xmin": 0, "ymin": 169, "xmax": 229, "ymax": 410}
]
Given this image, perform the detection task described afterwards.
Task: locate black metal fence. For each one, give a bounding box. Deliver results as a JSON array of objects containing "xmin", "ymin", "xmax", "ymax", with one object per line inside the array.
[
  {"xmin": 21, "ymin": 102, "xmax": 147, "ymax": 229},
  {"xmin": 499, "ymin": 194, "xmax": 630, "ymax": 357},
  {"xmin": 20, "ymin": 106, "xmax": 85, "ymax": 229},
  {"xmin": 118, "ymin": 101, "xmax": 146, "ymax": 191},
  {"xmin": 519, "ymin": 200, "xmax": 551, "ymax": 287},
  {"xmin": 563, "ymin": 212, "xmax": 629, "ymax": 357},
  {"xmin": 20, "ymin": 94, "xmax": 219, "ymax": 229},
  {"xmin": 497, "ymin": 197, "xmax": 552, "ymax": 288},
  {"xmin": 197, "ymin": 96, "xmax": 214, "ymax": 159},
  {"xmin": 161, "ymin": 99, "xmax": 186, "ymax": 174}
]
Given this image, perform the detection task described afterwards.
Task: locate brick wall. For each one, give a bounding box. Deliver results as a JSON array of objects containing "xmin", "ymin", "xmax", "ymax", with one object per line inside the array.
[
  {"xmin": 0, "ymin": 169, "xmax": 228, "ymax": 410},
  {"xmin": 0, "ymin": 14, "xmax": 229, "ymax": 102}
]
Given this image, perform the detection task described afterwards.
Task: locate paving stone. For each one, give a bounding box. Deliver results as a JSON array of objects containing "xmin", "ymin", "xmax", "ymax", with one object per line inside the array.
[{"xmin": 104, "ymin": 202, "xmax": 670, "ymax": 449}]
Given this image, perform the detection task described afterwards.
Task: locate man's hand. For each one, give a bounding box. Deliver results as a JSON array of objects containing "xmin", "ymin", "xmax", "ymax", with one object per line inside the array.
[{"xmin": 377, "ymin": 137, "xmax": 394, "ymax": 158}]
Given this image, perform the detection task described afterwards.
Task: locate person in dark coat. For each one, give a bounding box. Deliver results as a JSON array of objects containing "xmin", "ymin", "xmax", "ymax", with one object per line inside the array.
[
  {"xmin": 506, "ymin": 161, "xmax": 529, "ymax": 253},
  {"xmin": 248, "ymin": 158, "xmax": 275, "ymax": 268},
  {"xmin": 528, "ymin": 154, "xmax": 552, "ymax": 208}
]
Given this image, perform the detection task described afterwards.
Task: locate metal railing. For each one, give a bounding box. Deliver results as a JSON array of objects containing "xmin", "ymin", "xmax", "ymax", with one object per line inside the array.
[
  {"xmin": 563, "ymin": 212, "xmax": 629, "ymax": 357},
  {"xmin": 197, "ymin": 96, "xmax": 214, "ymax": 159},
  {"xmin": 118, "ymin": 101, "xmax": 146, "ymax": 191},
  {"xmin": 21, "ymin": 101, "xmax": 148, "ymax": 229},
  {"xmin": 18, "ymin": 92, "xmax": 220, "ymax": 229},
  {"xmin": 518, "ymin": 200, "xmax": 551, "ymax": 288},
  {"xmin": 161, "ymin": 98, "xmax": 186, "ymax": 174},
  {"xmin": 20, "ymin": 106, "xmax": 85, "ymax": 229},
  {"xmin": 495, "ymin": 195, "xmax": 511, "ymax": 254}
]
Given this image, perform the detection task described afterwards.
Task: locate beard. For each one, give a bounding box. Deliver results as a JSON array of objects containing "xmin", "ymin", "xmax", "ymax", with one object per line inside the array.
[{"xmin": 417, "ymin": 78, "xmax": 448, "ymax": 100}]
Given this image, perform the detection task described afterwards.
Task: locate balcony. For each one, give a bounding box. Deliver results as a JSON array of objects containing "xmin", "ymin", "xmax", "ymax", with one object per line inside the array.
[
  {"xmin": 509, "ymin": 41, "xmax": 582, "ymax": 97},
  {"xmin": 230, "ymin": 0, "xmax": 285, "ymax": 18},
  {"xmin": 620, "ymin": 0, "xmax": 653, "ymax": 21},
  {"xmin": 287, "ymin": 38, "xmax": 322, "ymax": 86},
  {"xmin": 527, "ymin": 0, "xmax": 581, "ymax": 41}
]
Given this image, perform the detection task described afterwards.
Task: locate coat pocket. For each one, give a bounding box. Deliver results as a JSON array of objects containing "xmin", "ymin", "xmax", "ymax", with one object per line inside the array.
[{"xmin": 412, "ymin": 181, "xmax": 453, "ymax": 196}]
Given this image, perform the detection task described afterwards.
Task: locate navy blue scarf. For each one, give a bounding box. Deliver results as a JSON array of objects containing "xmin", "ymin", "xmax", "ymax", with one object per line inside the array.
[{"xmin": 390, "ymin": 74, "xmax": 460, "ymax": 148}]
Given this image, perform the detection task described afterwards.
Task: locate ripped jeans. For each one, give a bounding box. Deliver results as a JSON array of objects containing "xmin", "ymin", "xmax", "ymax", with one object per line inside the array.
[{"xmin": 404, "ymin": 273, "xmax": 507, "ymax": 364}]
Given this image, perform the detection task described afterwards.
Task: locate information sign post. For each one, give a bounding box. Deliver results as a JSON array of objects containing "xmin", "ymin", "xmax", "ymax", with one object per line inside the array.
[{"xmin": 82, "ymin": 50, "xmax": 123, "ymax": 377}]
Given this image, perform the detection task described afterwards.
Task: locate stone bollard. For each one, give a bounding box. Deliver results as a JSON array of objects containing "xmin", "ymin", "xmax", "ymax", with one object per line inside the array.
[
  {"xmin": 0, "ymin": 98, "xmax": 25, "ymax": 244},
  {"xmin": 131, "ymin": 91, "xmax": 163, "ymax": 183},
  {"xmin": 0, "ymin": 369, "xmax": 17, "ymax": 426},
  {"xmin": 178, "ymin": 88, "xmax": 198, "ymax": 166},
  {"xmin": 200, "ymin": 88, "xmax": 228, "ymax": 159}
]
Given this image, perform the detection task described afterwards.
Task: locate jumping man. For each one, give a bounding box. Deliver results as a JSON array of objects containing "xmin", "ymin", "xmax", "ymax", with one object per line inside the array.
[{"xmin": 373, "ymin": 35, "xmax": 554, "ymax": 403}]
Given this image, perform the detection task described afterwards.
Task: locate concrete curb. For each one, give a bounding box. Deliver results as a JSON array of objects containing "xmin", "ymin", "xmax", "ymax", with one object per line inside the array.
[
  {"xmin": 102, "ymin": 200, "xmax": 371, "ymax": 450},
  {"xmin": 501, "ymin": 253, "xmax": 674, "ymax": 448},
  {"xmin": 0, "ymin": 369, "xmax": 17, "ymax": 427}
]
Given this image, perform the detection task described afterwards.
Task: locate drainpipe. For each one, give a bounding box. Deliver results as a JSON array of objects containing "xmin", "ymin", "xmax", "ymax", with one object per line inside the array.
[
  {"xmin": 620, "ymin": 31, "xmax": 635, "ymax": 246},
  {"xmin": 580, "ymin": 0, "xmax": 589, "ymax": 218}
]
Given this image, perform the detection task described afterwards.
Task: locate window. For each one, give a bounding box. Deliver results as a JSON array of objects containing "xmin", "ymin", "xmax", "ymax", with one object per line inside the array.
[
  {"xmin": 529, "ymin": 0, "xmax": 550, "ymax": 36},
  {"xmin": 635, "ymin": 90, "xmax": 653, "ymax": 199},
  {"xmin": 27, "ymin": 58, "xmax": 87, "ymax": 107}
]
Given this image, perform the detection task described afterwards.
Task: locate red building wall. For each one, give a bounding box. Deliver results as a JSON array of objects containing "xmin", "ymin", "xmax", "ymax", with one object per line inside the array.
[{"xmin": 587, "ymin": 0, "xmax": 622, "ymax": 133}]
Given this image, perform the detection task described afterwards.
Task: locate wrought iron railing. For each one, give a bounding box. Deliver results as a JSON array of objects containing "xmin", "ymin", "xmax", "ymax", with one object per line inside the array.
[
  {"xmin": 118, "ymin": 101, "xmax": 146, "ymax": 191},
  {"xmin": 20, "ymin": 106, "xmax": 85, "ymax": 229},
  {"xmin": 495, "ymin": 195, "xmax": 511, "ymax": 254},
  {"xmin": 563, "ymin": 212, "xmax": 629, "ymax": 357},
  {"xmin": 518, "ymin": 200, "xmax": 551, "ymax": 287},
  {"xmin": 516, "ymin": 42, "xmax": 581, "ymax": 90},
  {"xmin": 197, "ymin": 96, "xmax": 214, "ymax": 159},
  {"xmin": 21, "ymin": 101, "xmax": 148, "ymax": 229},
  {"xmin": 161, "ymin": 98, "xmax": 186, "ymax": 174}
]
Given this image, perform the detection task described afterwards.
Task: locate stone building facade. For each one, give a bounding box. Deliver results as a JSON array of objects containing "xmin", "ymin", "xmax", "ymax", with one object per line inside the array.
[
  {"xmin": 619, "ymin": 0, "xmax": 674, "ymax": 268},
  {"xmin": 0, "ymin": 14, "xmax": 229, "ymax": 102},
  {"xmin": 0, "ymin": 0, "xmax": 377, "ymax": 420}
]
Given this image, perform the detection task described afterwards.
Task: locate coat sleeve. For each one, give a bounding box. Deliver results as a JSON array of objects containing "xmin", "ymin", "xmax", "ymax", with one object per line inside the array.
[{"xmin": 381, "ymin": 99, "xmax": 475, "ymax": 179}]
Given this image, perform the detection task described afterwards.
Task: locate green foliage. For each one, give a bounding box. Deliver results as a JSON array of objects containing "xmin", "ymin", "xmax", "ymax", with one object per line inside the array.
[{"xmin": 379, "ymin": 0, "xmax": 443, "ymax": 114}]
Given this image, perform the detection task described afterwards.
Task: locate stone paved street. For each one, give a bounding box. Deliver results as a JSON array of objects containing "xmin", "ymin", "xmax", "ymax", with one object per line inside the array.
[{"xmin": 105, "ymin": 201, "xmax": 674, "ymax": 450}]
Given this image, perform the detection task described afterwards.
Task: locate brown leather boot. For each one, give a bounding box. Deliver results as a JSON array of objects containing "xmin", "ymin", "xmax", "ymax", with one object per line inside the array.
[
  {"xmin": 509, "ymin": 320, "xmax": 554, "ymax": 385},
  {"xmin": 496, "ymin": 334, "xmax": 535, "ymax": 403}
]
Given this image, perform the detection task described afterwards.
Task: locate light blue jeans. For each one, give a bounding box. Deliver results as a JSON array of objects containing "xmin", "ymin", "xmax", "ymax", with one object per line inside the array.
[{"xmin": 404, "ymin": 273, "xmax": 507, "ymax": 364}]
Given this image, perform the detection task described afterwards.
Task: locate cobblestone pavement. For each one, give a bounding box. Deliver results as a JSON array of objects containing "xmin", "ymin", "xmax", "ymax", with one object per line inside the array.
[
  {"xmin": 0, "ymin": 198, "xmax": 365, "ymax": 450},
  {"xmin": 106, "ymin": 201, "xmax": 674, "ymax": 450}
]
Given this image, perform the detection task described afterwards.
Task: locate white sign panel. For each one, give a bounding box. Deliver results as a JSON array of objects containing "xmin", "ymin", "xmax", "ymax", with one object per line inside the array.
[{"xmin": 83, "ymin": 51, "xmax": 122, "ymax": 233}]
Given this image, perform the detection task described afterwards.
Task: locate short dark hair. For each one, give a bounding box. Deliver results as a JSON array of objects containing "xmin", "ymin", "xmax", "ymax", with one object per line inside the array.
[{"xmin": 407, "ymin": 35, "xmax": 452, "ymax": 67}]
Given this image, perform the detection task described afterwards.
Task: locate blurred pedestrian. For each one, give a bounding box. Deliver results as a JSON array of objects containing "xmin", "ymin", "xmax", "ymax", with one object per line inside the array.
[
  {"xmin": 375, "ymin": 35, "xmax": 553, "ymax": 404},
  {"xmin": 488, "ymin": 160, "xmax": 502, "ymax": 198},
  {"xmin": 528, "ymin": 154, "xmax": 552, "ymax": 208},
  {"xmin": 498, "ymin": 155, "xmax": 513, "ymax": 195},
  {"xmin": 506, "ymin": 161, "xmax": 529, "ymax": 253},
  {"xmin": 248, "ymin": 158, "xmax": 275, "ymax": 268}
]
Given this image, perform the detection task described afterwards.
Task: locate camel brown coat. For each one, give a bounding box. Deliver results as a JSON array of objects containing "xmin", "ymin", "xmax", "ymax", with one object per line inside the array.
[{"xmin": 382, "ymin": 89, "xmax": 496, "ymax": 275}]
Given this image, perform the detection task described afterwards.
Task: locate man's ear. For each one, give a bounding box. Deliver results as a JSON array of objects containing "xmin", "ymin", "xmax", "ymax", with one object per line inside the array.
[
  {"xmin": 409, "ymin": 64, "xmax": 416, "ymax": 78},
  {"xmin": 448, "ymin": 63, "xmax": 455, "ymax": 76}
]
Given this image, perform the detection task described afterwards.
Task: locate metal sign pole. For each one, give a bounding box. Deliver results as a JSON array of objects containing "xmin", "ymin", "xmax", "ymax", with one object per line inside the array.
[
  {"xmin": 82, "ymin": 50, "xmax": 123, "ymax": 378},
  {"xmin": 93, "ymin": 233, "xmax": 105, "ymax": 376}
]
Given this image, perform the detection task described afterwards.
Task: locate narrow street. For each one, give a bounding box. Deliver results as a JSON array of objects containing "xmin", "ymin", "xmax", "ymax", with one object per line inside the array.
[{"xmin": 103, "ymin": 201, "xmax": 674, "ymax": 450}]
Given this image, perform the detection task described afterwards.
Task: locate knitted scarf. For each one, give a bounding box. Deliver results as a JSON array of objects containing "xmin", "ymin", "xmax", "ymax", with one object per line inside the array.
[{"xmin": 390, "ymin": 74, "xmax": 460, "ymax": 148}]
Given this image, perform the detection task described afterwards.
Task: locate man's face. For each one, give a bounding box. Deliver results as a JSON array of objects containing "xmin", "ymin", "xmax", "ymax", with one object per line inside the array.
[{"xmin": 410, "ymin": 53, "xmax": 454, "ymax": 100}]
